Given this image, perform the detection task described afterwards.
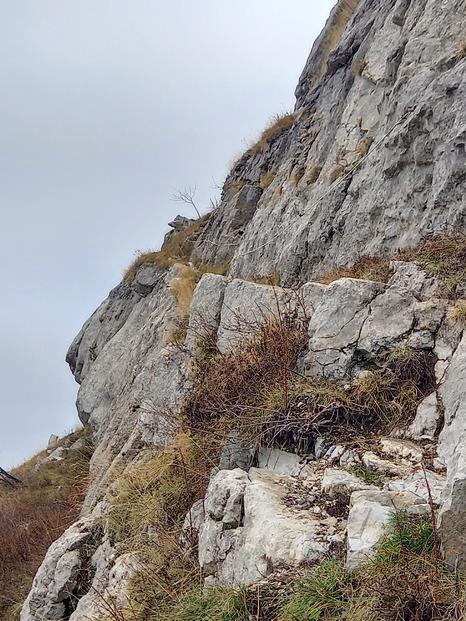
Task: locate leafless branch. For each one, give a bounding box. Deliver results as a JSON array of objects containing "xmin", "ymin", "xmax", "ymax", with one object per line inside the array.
[{"xmin": 170, "ymin": 185, "xmax": 201, "ymax": 219}]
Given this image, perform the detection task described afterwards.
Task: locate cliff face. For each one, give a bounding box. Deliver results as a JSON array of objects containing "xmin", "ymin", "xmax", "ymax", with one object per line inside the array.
[
  {"xmin": 20, "ymin": 1, "xmax": 466, "ymax": 619},
  {"xmin": 194, "ymin": 0, "xmax": 465, "ymax": 286}
]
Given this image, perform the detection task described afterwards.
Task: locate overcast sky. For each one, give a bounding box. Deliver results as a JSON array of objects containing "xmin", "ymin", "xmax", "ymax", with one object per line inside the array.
[{"xmin": 0, "ymin": 1, "xmax": 336, "ymax": 469}]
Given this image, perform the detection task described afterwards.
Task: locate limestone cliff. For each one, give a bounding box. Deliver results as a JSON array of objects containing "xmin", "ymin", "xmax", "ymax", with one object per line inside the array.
[
  {"xmin": 20, "ymin": 0, "xmax": 466, "ymax": 619},
  {"xmin": 194, "ymin": 0, "xmax": 465, "ymax": 285}
]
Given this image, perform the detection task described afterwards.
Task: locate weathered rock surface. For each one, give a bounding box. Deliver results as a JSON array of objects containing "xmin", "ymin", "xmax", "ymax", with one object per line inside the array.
[
  {"xmin": 198, "ymin": 467, "xmax": 329, "ymax": 585},
  {"xmin": 194, "ymin": 0, "xmax": 465, "ymax": 287},
  {"xmin": 20, "ymin": 519, "xmax": 98, "ymax": 621}
]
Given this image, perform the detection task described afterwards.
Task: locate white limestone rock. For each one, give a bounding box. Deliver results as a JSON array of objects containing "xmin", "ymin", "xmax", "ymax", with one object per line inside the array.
[
  {"xmin": 216, "ymin": 279, "xmax": 296, "ymax": 353},
  {"xmin": 379, "ymin": 438, "xmax": 423, "ymax": 463},
  {"xmin": 358, "ymin": 288, "xmax": 415, "ymax": 354},
  {"xmin": 346, "ymin": 488, "xmax": 430, "ymax": 570},
  {"xmin": 185, "ymin": 272, "xmax": 229, "ymax": 354},
  {"xmin": 321, "ymin": 468, "xmax": 376, "ymax": 500},
  {"xmin": 198, "ymin": 468, "xmax": 327, "ymax": 585},
  {"xmin": 362, "ymin": 451, "xmax": 411, "ymax": 477},
  {"xmin": 388, "ymin": 262, "xmax": 440, "ymax": 300},
  {"xmin": 21, "ymin": 519, "xmax": 97, "ymax": 621},
  {"xmin": 407, "ymin": 392, "xmax": 440, "ymax": 440},
  {"xmin": 385, "ymin": 470, "xmax": 446, "ymax": 506},
  {"xmin": 437, "ymin": 333, "xmax": 466, "ymax": 570},
  {"xmin": 303, "ymin": 278, "xmax": 384, "ymax": 378}
]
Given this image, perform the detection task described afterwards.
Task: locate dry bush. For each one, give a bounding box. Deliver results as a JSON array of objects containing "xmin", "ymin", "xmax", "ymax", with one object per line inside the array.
[
  {"xmin": 182, "ymin": 304, "xmax": 435, "ymax": 453},
  {"xmin": 181, "ymin": 310, "xmax": 309, "ymax": 443},
  {"xmin": 0, "ymin": 430, "xmax": 92, "ymax": 621},
  {"xmin": 250, "ymin": 113, "xmax": 295, "ymax": 155}
]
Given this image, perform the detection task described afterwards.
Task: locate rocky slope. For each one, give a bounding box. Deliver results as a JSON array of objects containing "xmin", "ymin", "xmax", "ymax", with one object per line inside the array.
[{"xmin": 19, "ymin": 0, "xmax": 466, "ymax": 619}]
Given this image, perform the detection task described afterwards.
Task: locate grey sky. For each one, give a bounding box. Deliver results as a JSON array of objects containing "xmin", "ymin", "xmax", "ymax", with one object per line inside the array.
[{"xmin": 0, "ymin": 1, "xmax": 335, "ymax": 468}]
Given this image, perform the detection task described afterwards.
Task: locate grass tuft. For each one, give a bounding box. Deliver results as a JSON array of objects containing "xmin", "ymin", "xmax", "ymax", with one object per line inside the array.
[
  {"xmin": 250, "ymin": 113, "xmax": 295, "ymax": 155},
  {"xmin": 0, "ymin": 429, "xmax": 92, "ymax": 621}
]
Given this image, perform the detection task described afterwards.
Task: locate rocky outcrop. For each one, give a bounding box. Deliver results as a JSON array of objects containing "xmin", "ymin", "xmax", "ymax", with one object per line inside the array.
[{"xmin": 194, "ymin": 0, "xmax": 465, "ymax": 286}]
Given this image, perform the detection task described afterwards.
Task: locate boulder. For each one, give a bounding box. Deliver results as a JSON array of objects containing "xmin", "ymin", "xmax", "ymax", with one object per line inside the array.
[{"xmin": 198, "ymin": 468, "xmax": 328, "ymax": 585}]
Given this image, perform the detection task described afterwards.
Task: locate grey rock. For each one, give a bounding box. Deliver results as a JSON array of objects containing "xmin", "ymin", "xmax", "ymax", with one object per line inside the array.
[
  {"xmin": 47, "ymin": 434, "xmax": 59, "ymax": 450},
  {"xmin": 405, "ymin": 330, "xmax": 435, "ymax": 350},
  {"xmin": 437, "ymin": 333, "xmax": 466, "ymax": 570},
  {"xmin": 362, "ymin": 451, "xmax": 411, "ymax": 477},
  {"xmin": 180, "ymin": 499, "xmax": 206, "ymax": 553},
  {"xmin": 303, "ymin": 278, "xmax": 384, "ymax": 378},
  {"xmin": 385, "ymin": 470, "xmax": 446, "ymax": 506},
  {"xmin": 358, "ymin": 288, "xmax": 415, "ymax": 354},
  {"xmin": 20, "ymin": 519, "xmax": 97, "ymax": 621},
  {"xmin": 194, "ymin": 0, "xmax": 465, "ymax": 288},
  {"xmin": 185, "ymin": 272, "xmax": 229, "ymax": 354},
  {"xmin": 339, "ymin": 449, "xmax": 360, "ymax": 467},
  {"xmin": 379, "ymin": 437, "xmax": 423, "ymax": 463},
  {"xmin": 218, "ymin": 432, "xmax": 255, "ymax": 471},
  {"xmin": 314, "ymin": 437, "xmax": 329, "ymax": 459},
  {"xmin": 321, "ymin": 468, "xmax": 376, "ymax": 500},
  {"xmin": 168, "ymin": 215, "xmax": 195, "ymax": 230},
  {"xmin": 66, "ymin": 280, "xmax": 142, "ymax": 385},
  {"xmin": 216, "ymin": 279, "xmax": 296, "ymax": 353},
  {"xmin": 257, "ymin": 447, "xmax": 312, "ymax": 478},
  {"xmin": 388, "ymin": 261, "xmax": 440, "ymax": 300},
  {"xmin": 347, "ymin": 487, "xmax": 431, "ymax": 570},
  {"xmin": 132, "ymin": 263, "xmax": 163, "ymax": 295},
  {"xmin": 408, "ymin": 392, "xmax": 440, "ymax": 440},
  {"xmin": 204, "ymin": 469, "xmax": 249, "ymax": 524}
]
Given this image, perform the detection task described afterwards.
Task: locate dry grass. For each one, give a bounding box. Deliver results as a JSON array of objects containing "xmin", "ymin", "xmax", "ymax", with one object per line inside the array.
[
  {"xmin": 250, "ymin": 113, "xmax": 295, "ymax": 155},
  {"xmin": 356, "ymin": 136, "xmax": 374, "ymax": 156},
  {"xmin": 0, "ymin": 429, "xmax": 92, "ymax": 621},
  {"xmin": 455, "ymin": 40, "xmax": 466, "ymax": 61},
  {"xmin": 123, "ymin": 214, "xmax": 211, "ymax": 281},
  {"xmin": 259, "ymin": 171, "xmax": 277, "ymax": 190},
  {"xmin": 306, "ymin": 165, "xmax": 323, "ymax": 185},
  {"xmin": 399, "ymin": 234, "xmax": 466, "ymax": 298},
  {"xmin": 319, "ymin": 255, "xmax": 394, "ymax": 284},
  {"xmin": 106, "ymin": 432, "xmax": 221, "ymax": 619},
  {"xmin": 328, "ymin": 164, "xmax": 347, "ymax": 184},
  {"xmin": 181, "ymin": 306, "xmax": 435, "ymax": 454},
  {"xmin": 448, "ymin": 299, "xmax": 466, "ymax": 322},
  {"xmin": 319, "ymin": 234, "xmax": 466, "ymax": 297}
]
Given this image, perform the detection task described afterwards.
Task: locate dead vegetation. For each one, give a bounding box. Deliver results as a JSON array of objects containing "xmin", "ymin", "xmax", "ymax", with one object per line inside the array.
[
  {"xmin": 181, "ymin": 306, "xmax": 435, "ymax": 455},
  {"xmin": 123, "ymin": 214, "xmax": 211, "ymax": 281},
  {"xmin": 320, "ymin": 233, "xmax": 466, "ymax": 298},
  {"xmin": 250, "ymin": 113, "xmax": 295, "ymax": 155},
  {"xmin": 106, "ymin": 432, "xmax": 221, "ymax": 619},
  {"xmin": 0, "ymin": 429, "xmax": 92, "ymax": 621}
]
